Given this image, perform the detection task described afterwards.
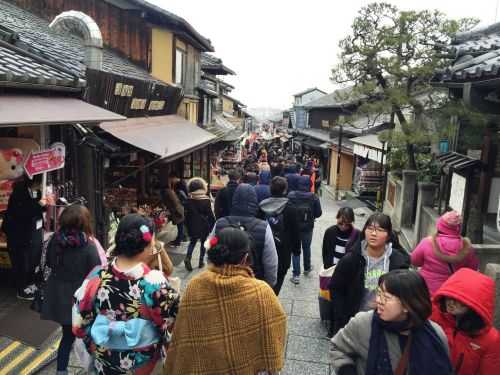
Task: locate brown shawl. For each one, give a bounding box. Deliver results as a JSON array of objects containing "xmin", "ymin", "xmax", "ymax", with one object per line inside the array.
[{"xmin": 164, "ymin": 265, "xmax": 287, "ymax": 375}]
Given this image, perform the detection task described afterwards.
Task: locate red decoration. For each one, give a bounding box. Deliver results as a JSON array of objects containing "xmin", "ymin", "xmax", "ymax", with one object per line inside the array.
[
  {"xmin": 143, "ymin": 232, "xmax": 152, "ymax": 242},
  {"xmin": 209, "ymin": 236, "xmax": 218, "ymax": 247}
]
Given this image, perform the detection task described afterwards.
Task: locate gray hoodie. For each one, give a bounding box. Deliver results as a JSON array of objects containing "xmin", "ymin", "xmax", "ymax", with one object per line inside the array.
[{"xmin": 359, "ymin": 241, "xmax": 393, "ymax": 311}]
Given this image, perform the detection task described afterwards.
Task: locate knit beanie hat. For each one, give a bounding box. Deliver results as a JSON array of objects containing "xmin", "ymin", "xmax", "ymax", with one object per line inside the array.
[
  {"xmin": 436, "ymin": 210, "xmax": 462, "ymax": 236},
  {"xmin": 114, "ymin": 214, "xmax": 154, "ymax": 257}
]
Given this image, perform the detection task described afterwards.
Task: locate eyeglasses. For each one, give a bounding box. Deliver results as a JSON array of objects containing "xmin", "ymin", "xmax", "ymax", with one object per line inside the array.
[
  {"xmin": 366, "ymin": 225, "xmax": 388, "ymax": 234},
  {"xmin": 376, "ymin": 287, "xmax": 397, "ymax": 305}
]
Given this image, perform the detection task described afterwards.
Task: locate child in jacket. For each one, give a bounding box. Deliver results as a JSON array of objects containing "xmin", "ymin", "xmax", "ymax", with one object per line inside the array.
[{"xmin": 431, "ymin": 268, "xmax": 500, "ymax": 375}]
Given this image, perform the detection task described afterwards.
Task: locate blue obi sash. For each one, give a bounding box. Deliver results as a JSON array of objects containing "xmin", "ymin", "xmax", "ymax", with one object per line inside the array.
[{"xmin": 90, "ymin": 314, "xmax": 159, "ymax": 350}]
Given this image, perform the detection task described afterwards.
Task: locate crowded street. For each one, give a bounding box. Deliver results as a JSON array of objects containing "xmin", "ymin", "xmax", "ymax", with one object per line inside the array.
[{"xmin": 2, "ymin": 0, "xmax": 500, "ymax": 374}]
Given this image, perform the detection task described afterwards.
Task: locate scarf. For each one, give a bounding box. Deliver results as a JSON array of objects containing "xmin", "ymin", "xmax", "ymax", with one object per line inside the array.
[
  {"xmin": 366, "ymin": 312, "xmax": 452, "ymax": 375},
  {"xmin": 189, "ymin": 189, "xmax": 209, "ymax": 199},
  {"xmin": 56, "ymin": 229, "xmax": 88, "ymax": 248},
  {"xmin": 165, "ymin": 264, "xmax": 287, "ymax": 375}
]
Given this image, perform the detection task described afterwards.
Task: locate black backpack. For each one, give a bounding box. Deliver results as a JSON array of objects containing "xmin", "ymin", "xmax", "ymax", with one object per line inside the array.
[
  {"xmin": 294, "ymin": 198, "xmax": 315, "ymax": 231},
  {"xmin": 264, "ymin": 209, "xmax": 286, "ymax": 248}
]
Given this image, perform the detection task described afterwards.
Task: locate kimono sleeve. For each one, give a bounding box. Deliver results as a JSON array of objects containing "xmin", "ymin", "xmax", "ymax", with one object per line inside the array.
[
  {"xmin": 72, "ymin": 266, "xmax": 102, "ymax": 344},
  {"xmin": 141, "ymin": 270, "xmax": 180, "ymax": 345}
]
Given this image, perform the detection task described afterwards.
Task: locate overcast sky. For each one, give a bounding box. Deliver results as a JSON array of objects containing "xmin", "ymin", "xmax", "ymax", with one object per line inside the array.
[{"xmin": 149, "ymin": 0, "xmax": 499, "ymax": 109}]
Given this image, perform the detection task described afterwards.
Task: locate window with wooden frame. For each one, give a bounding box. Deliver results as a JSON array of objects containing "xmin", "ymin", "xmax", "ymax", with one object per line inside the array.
[{"xmin": 175, "ymin": 48, "xmax": 186, "ymax": 85}]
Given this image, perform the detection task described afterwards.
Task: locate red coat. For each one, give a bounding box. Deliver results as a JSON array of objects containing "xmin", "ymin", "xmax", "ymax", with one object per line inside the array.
[{"xmin": 431, "ymin": 268, "xmax": 500, "ymax": 375}]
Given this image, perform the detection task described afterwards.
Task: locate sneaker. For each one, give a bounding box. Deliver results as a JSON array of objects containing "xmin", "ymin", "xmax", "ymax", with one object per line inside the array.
[
  {"xmin": 290, "ymin": 275, "xmax": 300, "ymax": 285},
  {"xmin": 184, "ymin": 258, "xmax": 193, "ymax": 272},
  {"xmin": 17, "ymin": 289, "xmax": 34, "ymax": 301},
  {"xmin": 304, "ymin": 265, "xmax": 314, "ymax": 276}
]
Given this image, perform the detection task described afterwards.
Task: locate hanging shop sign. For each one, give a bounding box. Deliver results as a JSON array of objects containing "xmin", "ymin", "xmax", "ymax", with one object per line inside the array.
[{"xmin": 24, "ymin": 142, "xmax": 66, "ymax": 179}]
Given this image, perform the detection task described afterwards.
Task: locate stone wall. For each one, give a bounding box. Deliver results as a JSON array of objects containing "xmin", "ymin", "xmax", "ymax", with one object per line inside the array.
[{"xmin": 485, "ymin": 263, "xmax": 500, "ymax": 329}]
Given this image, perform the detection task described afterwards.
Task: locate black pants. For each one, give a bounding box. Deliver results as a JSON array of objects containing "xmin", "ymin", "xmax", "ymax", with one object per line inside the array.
[
  {"xmin": 7, "ymin": 229, "xmax": 42, "ymax": 292},
  {"xmin": 273, "ymin": 268, "xmax": 288, "ymax": 295},
  {"xmin": 57, "ymin": 325, "xmax": 75, "ymax": 371}
]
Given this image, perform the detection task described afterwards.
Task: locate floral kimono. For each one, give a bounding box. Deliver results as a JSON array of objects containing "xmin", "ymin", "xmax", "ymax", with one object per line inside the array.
[{"xmin": 73, "ymin": 259, "xmax": 179, "ymax": 374}]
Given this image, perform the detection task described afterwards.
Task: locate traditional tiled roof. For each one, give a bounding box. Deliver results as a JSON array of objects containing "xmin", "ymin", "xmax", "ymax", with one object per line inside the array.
[
  {"xmin": 201, "ymin": 53, "xmax": 235, "ymax": 75},
  {"xmin": 0, "ymin": 40, "xmax": 84, "ymax": 89},
  {"xmin": 433, "ymin": 22, "xmax": 500, "ymax": 83},
  {"xmin": 303, "ymin": 87, "xmax": 360, "ymax": 109},
  {"xmin": 130, "ymin": 0, "xmax": 214, "ymax": 52},
  {"xmin": 0, "ymin": 0, "xmax": 165, "ymax": 86},
  {"xmin": 293, "ymin": 87, "xmax": 327, "ymax": 97}
]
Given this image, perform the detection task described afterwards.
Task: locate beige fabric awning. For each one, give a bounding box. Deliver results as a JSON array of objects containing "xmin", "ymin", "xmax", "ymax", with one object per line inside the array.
[
  {"xmin": 0, "ymin": 95, "xmax": 125, "ymax": 127},
  {"xmin": 100, "ymin": 115, "xmax": 217, "ymax": 160}
]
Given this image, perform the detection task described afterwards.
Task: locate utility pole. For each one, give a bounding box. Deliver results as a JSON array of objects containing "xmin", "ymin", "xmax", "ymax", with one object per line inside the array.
[{"xmin": 335, "ymin": 125, "xmax": 343, "ymax": 200}]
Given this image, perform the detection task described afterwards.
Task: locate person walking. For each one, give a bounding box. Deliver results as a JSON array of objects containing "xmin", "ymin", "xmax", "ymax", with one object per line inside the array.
[
  {"xmin": 212, "ymin": 183, "xmax": 278, "ymax": 287},
  {"xmin": 161, "ymin": 184, "xmax": 185, "ymax": 247},
  {"xmin": 331, "ymin": 269, "xmax": 452, "ymax": 375},
  {"xmin": 259, "ymin": 176, "xmax": 301, "ymax": 294},
  {"xmin": 164, "ymin": 227, "xmax": 287, "ymax": 375},
  {"xmin": 167, "ymin": 172, "xmax": 188, "ymax": 246},
  {"xmin": 328, "ymin": 213, "xmax": 410, "ymax": 337},
  {"xmin": 40, "ymin": 204, "xmax": 101, "ymax": 375},
  {"xmin": 2, "ymin": 174, "xmax": 50, "ymax": 300},
  {"xmin": 183, "ymin": 177, "xmax": 215, "ymax": 271},
  {"xmin": 411, "ymin": 210, "xmax": 478, "ymax": 295},
  {"xmin": 322, "ymin": 207, "xmax": 360, "ymax": 268},
  {"xmin": 288, "ymin": 175, "xmax": 322, "ymax": 284},
  {"xmin": 214, "ymin": 168, "xmax": 241, "ymax": 219},
  {"xmin": 431, "ymin": 268, "xmax": 500, "ymax": 375},
  {"xmin": 255, "ymin": 170, "xmax": 272, "ymax": 203},
  {"xmin": 72, "ymin": 214, "xmax": 180, "ymax": 374}
]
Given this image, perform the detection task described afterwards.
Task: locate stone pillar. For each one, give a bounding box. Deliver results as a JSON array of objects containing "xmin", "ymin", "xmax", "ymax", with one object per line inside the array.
[
  {"xmin": 399, "ymin": 170, "xmax": 417, "ymax": 227},
  {"xmin": 414, "ymin": 182, "xmax": 437, "ymax": 244},
  {"xmin": 485, "ymin": 263, "xmax": 500, "ymax": 329}
]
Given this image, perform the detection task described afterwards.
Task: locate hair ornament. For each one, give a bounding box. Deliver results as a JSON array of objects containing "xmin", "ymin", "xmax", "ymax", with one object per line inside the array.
[
  {"xmin": 140, "ymin": 224, "xmax": 152, "ymax": 242},
  {"xmin": 204, "ymin": 236, "xmax": 219, "ymax": 250}
]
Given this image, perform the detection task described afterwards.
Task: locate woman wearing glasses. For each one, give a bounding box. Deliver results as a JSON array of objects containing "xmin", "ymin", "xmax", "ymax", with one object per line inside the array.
[
  {"xmin": 328, "ymin": 213, "xmax": 410, "ymax": 337},
  {"xmin": 331, "ymin": 269, "xmax": 452, "ymax": 375}
]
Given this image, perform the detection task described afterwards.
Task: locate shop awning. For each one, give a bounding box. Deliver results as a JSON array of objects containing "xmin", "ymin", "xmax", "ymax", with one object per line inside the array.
[
  {"xmin": 0, "ymin": 95, "xmax": 125, "ymax": 127},
  {"xmin": 351, "ymin": 134, "xmax": 386, "ymax": 164},
  {"xmin": 99, "ymin": 115, "xmax": 217, "ymax": 160},
  {"xmin": 302, "ymin": 138, "xmax": 324, "ymax": 149}
]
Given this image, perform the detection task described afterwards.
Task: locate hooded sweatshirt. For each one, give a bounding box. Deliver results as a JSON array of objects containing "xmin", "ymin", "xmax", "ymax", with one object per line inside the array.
[
  {"xmin": 255, "ymin": 171, "xmax": 272, "ymax": 203},
  {"xmin": 287, "ymin": 175, "xmax": 322, "ymax": 229},
  {"xmin": 359, "ymin": 241, "xmax": 393, "ymax": 311},
  {"xmin": 411, "ymin": 221, "xmax": 479, "ymax": 294},
  {"xmin": 431, "ymin": 268, "xmax": 500, "ymax": 375},
  {"xmin": 212, "ymin": 184, "xmax": 278, "ymax": 286}
]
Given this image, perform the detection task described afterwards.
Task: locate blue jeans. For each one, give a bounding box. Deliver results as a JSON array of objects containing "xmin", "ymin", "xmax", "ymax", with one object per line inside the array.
[
  {"xmin": 292, "ymin": 230, "xmax": 313, "ymax": 276},
  {"xmin": 186, "ymin": 237, "xmax": 207, "ymax": 262}
]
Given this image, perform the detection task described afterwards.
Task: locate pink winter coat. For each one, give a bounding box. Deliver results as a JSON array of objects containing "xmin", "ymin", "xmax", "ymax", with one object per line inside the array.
[{"xmin": 411, "ymin": 234, "xmax": 479, "ymax": 295}]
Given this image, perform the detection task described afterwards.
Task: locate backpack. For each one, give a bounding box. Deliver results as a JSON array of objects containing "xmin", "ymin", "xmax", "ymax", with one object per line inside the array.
[
  {"xmin": 223, "ymin": 217, "xmax": 264, "ymax": 278},
  {"xmin": 294, "ymin": 198, "xmax": 315, "ymax": 231},
  {"xmin": 264, "ymin": 208, "xmax": 286, "ymax": 248}
]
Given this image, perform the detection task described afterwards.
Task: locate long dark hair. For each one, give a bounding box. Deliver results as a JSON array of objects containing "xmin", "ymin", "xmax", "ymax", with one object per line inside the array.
[{"xmin": 379, "ymin": 269, "xmax": 432, "ymax": 327}]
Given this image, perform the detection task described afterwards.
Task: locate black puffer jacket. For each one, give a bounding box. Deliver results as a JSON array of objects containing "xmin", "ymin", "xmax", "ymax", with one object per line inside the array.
[
  {"xmin": 329, "ymin": 239, "xmax": 410, "ymax": 335},
  {"xmin": 214, "ymin": 180, "xmax": 239, "ymax": 219},
  {"xmin": 185, "ymin": 197, "xmax": 215, "ymax": 239}
]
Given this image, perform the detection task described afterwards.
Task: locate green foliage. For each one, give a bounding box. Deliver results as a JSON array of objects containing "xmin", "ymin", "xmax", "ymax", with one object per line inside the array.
[{"xmin": 331, "ymin": 2, "xmax": 480, "ymax": 169}]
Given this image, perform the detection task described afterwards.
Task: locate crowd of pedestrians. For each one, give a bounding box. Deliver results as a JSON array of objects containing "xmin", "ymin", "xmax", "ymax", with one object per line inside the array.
[{"xmin": 3, "ymin": 140, "xmax": 500, "ymax": 375}]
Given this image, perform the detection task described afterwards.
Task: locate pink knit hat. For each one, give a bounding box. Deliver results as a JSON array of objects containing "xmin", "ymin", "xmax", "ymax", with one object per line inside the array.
[{"xmin": 436, "ymin": 210, "xmax": 462, "ymax": 236}]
